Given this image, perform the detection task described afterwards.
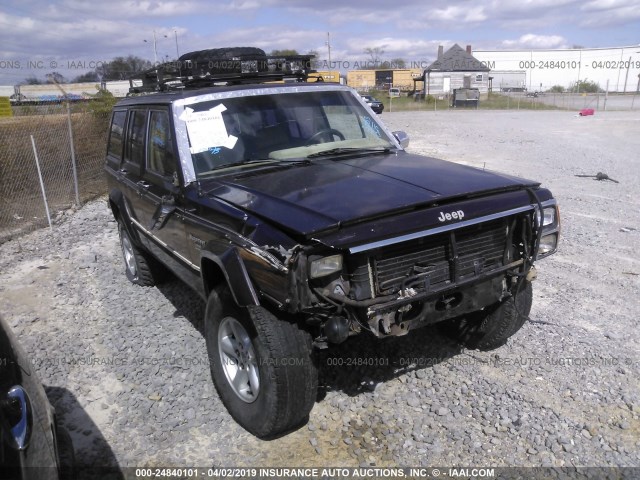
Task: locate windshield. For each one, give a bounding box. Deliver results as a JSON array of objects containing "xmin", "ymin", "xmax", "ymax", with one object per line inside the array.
[{"xmin": 178, "ymin": 89, "xmax": 395, "ymax": 177}]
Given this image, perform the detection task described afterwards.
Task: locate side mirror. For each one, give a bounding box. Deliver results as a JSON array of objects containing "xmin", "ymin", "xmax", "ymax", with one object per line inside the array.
[
  {"xmin": 392, "ymin": 131, "xmax": 410, "ymax": 149},
  {"xmin": 150, "ymin": 195, "xmax": 177, "ymax": 230},
  {"xmin": 1, "ymin": 386, "xmax": 32, "ymax": 450}
]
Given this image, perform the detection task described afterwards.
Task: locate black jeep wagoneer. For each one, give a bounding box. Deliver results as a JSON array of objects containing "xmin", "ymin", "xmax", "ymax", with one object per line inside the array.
[{"xmin": 105, "ymin": 48, "xmax": 559, "ymax": 438}]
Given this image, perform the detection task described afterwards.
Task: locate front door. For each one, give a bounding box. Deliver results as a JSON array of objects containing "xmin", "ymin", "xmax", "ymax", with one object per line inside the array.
[{"xmin": 122, "ymin": 107, "xmax": 195, "ymax": 281}]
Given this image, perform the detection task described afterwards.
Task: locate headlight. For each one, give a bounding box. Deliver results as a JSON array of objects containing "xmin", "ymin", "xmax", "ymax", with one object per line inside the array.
[
  {"xmin": 538, "ymin": 233, "xmax": 558, "ymax": 257},
  {"xmin": 309, "ymin": 254, "xmax": 343, "ymax": 279},
  {"xmin": 536, "ymin": 206, "xmax": 557, "ymax": 228}
]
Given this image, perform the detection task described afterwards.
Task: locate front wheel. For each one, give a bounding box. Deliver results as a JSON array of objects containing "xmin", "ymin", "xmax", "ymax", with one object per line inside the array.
[
  {"xmin": 205, "ymin": 288, "xmax": 318, "ymax": 438},
  {"xmin": 441, "ymin": 280, "xmax": 533, "ymax": 351}
]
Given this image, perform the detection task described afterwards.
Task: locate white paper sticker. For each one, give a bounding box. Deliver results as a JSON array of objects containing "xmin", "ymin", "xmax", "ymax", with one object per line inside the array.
[{"xmin": 179, "ymin": 104, "xmax": 238, "ymax": 154}]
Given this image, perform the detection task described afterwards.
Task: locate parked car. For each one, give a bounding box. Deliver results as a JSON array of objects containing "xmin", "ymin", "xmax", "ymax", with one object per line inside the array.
[
  {"xmin": 105, "ymin": 47, "xmax": 559, "ymax": 439},
  {"xmin": 0, "ymin": 316, "xmax": 74, "ymax": 479},
  {"xmin": 388, "ymin": 87, "xmax": 400, "ymax": 98},
  {"xmin": 360, "ymin": 94, "xmax": 384, "ymax": 114}
]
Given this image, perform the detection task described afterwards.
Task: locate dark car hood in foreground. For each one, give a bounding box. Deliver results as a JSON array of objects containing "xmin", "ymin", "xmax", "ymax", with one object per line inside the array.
[{"xmin": 204, "ymin": 152, "xmax": 540, "ymax": 237}]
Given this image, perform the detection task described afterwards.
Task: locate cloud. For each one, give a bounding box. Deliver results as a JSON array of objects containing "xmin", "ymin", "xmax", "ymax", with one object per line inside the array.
[
  {"xmin": 0, "ymin": 0, "xmax": 637, "ymax": 84},
  {"xmin": 430, "ymin": 5, "xmax": 488, "ymax": 23},
  {"xmin": 50, "ymin": 0, "xmax": 266, "ymax": 18},
  {"xmin": 501, "ymin": 34, "xmax": 569, "ymax": 49},
  {"xmin": 580, "ymin": 0, "xmax": 640, "ymax": 26}
]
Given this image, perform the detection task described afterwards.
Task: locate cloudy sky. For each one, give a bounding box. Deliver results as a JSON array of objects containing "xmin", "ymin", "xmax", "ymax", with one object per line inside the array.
[{"xmin": 1, "ymin": 0, "xmax": 639, "ymax": 83}]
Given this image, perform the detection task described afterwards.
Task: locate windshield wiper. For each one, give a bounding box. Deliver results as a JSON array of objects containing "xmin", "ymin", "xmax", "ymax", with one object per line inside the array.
[
  {"xmin": 205, "ymin": 157, "xmax": 310, "ymax": 172},
  {"xmin": 206, "ymin": 158, "xmax": 273, "ymax": 171},
  {"xmin": 306, "ymin": 147, "xmax": 393, "ymax": 159}
]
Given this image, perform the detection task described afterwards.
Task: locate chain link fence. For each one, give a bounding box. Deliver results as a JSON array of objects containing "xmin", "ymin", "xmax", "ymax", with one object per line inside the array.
[
  {"xmin": 371, "ymin": 89, "xmax": 639, "ymax": 112},
  {"xmin": 0, "ymin": 101, "xmax": 110, "ymax": 243}
]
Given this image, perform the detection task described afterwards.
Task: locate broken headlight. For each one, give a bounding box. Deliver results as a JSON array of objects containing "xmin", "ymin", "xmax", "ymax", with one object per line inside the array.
[
  {"xmin": 536, "ymin": 201, "xmax": 560, "ymax": 259},
  {"xmin": 309, "ymin": 254, "xmax": 343, "ymax": 279},
  {"xmin": 538, "ymin": 233, "xmax": 559, "ymax": 256}
]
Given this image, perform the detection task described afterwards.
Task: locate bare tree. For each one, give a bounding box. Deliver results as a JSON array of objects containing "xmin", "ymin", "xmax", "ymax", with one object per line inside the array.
[
  {"xmin": 98, "ymin": 56, "xmax": 153, "ymax": 81},
  {"xmin": 45, "ymin": 72, "xmax": 67, "ymax": 84},
  {"xmin": 390, "ymin": 58, "xmax": 406, "ymax": 68},
  {"xmin": 364, "ymin": 47, "xmax": 385, "ymax": 66}
]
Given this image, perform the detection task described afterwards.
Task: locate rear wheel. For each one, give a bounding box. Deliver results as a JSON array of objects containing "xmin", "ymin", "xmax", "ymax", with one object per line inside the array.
[
  {"xmin": 205, "ymin": 288, "xmax": 318, "ymax": 438},
  {"xmin": 118, "ymin": 221, "xmax": 164, "ymax": 286},
  {"xmin": 442, "ymin": 281, "xmax": 533, "ymax": 351}
]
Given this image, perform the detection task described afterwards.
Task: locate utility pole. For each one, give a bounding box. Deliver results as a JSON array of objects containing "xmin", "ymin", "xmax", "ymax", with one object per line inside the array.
[
  {"xmin": 144, "ymin": 30, "xmax": 159, "ymax": 65},
  {"xmin": 623, "ymin": 56, "xmax": 632, "ymax": 93},
  {"xmin": 326, "ymin": 32, "xmax": 331, "ymax": 67}
]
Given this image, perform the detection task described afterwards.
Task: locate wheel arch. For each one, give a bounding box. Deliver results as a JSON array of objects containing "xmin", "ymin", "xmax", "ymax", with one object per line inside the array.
[
  {"xmin": 108, "ymin": 188, "xmax": 142, "ymax": 246},
  {"xmin": 200, "ymin": 249, "xmax": 259, "ymax": 307}
]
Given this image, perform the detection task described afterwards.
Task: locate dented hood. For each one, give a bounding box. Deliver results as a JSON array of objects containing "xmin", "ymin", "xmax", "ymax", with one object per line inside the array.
[{"xmin": 204, "ymin": 152, "xmax": 539, "ymax": 236}]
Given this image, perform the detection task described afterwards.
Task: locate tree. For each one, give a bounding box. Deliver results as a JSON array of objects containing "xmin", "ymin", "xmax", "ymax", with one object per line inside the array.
[
  {"xmin": 570, "ymin": 79, "xmax": 602, "ymax": 93},
  {"xmin": 45, "ymin": 72, "xmax": 67, "ymax": 84},
  {"xmin": 74, "ymin": 71, "xmax": 100, "ymax": 83},
  {"xmin": 23, "ymin": 75, "xmax": 42, "ymax": 85},
  {"xmin": 364, "ymin": 47, "xmax": 385, "ymax": 66},
  {"xmin": 307, "ymin": 49, "xmax": 322, "ymax": 69},
  {"xmin": 86, "ymin": 87, "xmax": 118, "ymax": 118},
  {"xmin": 548, "ymin": 85, "xmax": 565, "ymax": 93},
  {"xmin": 98, "ymin": 56, "xmax": 153, "ymax": 81},
  {"xmin": 269, "ymin": 49, "xmax": 299, "ymax": 56},
  {"xmin": 390, "ymin": 57, "xmax": 406, "ymax": 68}
]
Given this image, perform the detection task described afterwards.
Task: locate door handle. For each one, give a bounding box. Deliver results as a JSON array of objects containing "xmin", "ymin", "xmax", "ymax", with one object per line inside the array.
[{"xmin": 137, "ymin": 181, "xmax": 150, "ymax": 189}]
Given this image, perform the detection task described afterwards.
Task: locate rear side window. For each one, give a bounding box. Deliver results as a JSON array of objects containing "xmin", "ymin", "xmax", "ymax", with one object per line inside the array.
[
  {"xmin": 147, "ymin": 110, "xmax": 176, "ymax": 177},
  {"xmin": 124, "ymin": 109, "xmax": 147, "ymax": 167},
  {"xmin": 107, "ymin": 110, "xmax": 126, "ymax": 159}
]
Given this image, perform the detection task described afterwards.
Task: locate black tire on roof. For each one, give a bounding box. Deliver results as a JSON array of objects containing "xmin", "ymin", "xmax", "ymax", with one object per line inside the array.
[{"xmin": 179, "ymin": 47, "xmax": 269, "ymax": 75}]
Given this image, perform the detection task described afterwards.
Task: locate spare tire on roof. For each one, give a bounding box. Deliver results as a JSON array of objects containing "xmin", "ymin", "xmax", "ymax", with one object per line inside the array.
[{"xmin": 179, "ymin": 47, "xmax": 268, "ymax": 75}]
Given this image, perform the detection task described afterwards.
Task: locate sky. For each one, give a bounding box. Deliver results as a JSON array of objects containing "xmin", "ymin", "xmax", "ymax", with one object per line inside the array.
[{"xmin": 1, "ymin": 0, "xmax": 639, "ymax": 84}]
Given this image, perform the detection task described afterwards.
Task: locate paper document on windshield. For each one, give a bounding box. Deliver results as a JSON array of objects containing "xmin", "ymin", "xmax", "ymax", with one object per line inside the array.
[{"xmin": 179, "ymin": 104, "xmax": 238, "ymax": 154}]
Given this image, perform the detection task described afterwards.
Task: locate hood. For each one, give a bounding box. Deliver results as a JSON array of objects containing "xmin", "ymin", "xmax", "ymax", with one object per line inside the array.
[{"xmin": 204, "ymin": 152, "xmax": 539, "ymax": 236}]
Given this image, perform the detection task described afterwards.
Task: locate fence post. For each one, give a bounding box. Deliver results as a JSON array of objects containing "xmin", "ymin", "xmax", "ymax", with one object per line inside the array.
[
  {"xmin": 66, "ymin": 101, "xmax": 80, "ymax": 206},
  {"xmin": 30, "ymin": 135, "xmax": 53, "ymax": 231}
]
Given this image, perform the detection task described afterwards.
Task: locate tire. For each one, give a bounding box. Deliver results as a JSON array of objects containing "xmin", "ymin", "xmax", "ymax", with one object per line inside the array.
[
  {"xmin": 205, "ymin": 288, "xmax": 318, "ymax": 438},
  {"xmin": 118, "ymin": 221, "xmax": 162, "ymax": 287},
  {"xmin": 55, "ymin": 425, "xmax": 75, "ymax": 480},
  {"xmin": 442, "ymin": 281, "xmax": 533, "ymax": 351}
]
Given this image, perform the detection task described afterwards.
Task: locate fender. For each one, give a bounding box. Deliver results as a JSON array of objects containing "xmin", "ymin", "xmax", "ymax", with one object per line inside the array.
[
  {"xmin": 200, "ymin": 249, "xmax": 259, "ymax": 307},
  {"xmin": 108, "ymin": 188, "xmax": 143, "ymax": 246}
]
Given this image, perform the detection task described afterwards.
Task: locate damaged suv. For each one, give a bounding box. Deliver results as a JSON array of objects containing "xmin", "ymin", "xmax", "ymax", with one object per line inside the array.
[{"xmin": 105, "ymin": 48, "xmax": 559, "ymax": 438}]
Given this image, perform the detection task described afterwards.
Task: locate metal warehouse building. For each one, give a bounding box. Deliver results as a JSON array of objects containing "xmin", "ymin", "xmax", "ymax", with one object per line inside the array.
[{"xmin": 472, "ymin": 45, "xmax": 640, "ymax": 93}]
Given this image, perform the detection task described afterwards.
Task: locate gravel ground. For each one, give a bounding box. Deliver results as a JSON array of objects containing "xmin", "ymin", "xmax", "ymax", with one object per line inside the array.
[{"xmin": 0, "ymin": 110, "xmax": 638, "ymax": 475}]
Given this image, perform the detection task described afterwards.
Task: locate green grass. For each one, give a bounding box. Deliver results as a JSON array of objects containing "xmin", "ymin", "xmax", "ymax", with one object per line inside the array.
[
  {"xmin": 362, "ymin": 89, "xmax": 564, "ymax": 112},
  {"xmin": 479, "ymin": 93, "xmax": 561, "ymax": 110}
]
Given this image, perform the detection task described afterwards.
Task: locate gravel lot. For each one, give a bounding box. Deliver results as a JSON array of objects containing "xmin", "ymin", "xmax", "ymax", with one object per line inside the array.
[{"xmin": 0, "ymin": 110, "xmax": 638, "ymax": 475}]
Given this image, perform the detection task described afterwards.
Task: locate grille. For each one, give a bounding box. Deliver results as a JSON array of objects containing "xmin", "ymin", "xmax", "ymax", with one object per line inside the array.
[{"xmin": 372, "ymin": 219, "xmax": 508, "ymax": 294}]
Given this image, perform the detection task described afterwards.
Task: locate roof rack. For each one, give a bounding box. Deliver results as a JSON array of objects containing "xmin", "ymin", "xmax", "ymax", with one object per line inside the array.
[{"xmin": 128, "ymin": 47, "xmax": 316, "ymax": 94}]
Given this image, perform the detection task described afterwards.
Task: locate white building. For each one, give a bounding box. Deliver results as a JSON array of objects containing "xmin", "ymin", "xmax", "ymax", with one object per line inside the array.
[
  {"xmin": 473, "ymin": 45, "xmax": 640, "ymax": 93},
  {"xmin": 423, "ymin": 44, "xmax": 491, "ymax": 95}
]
